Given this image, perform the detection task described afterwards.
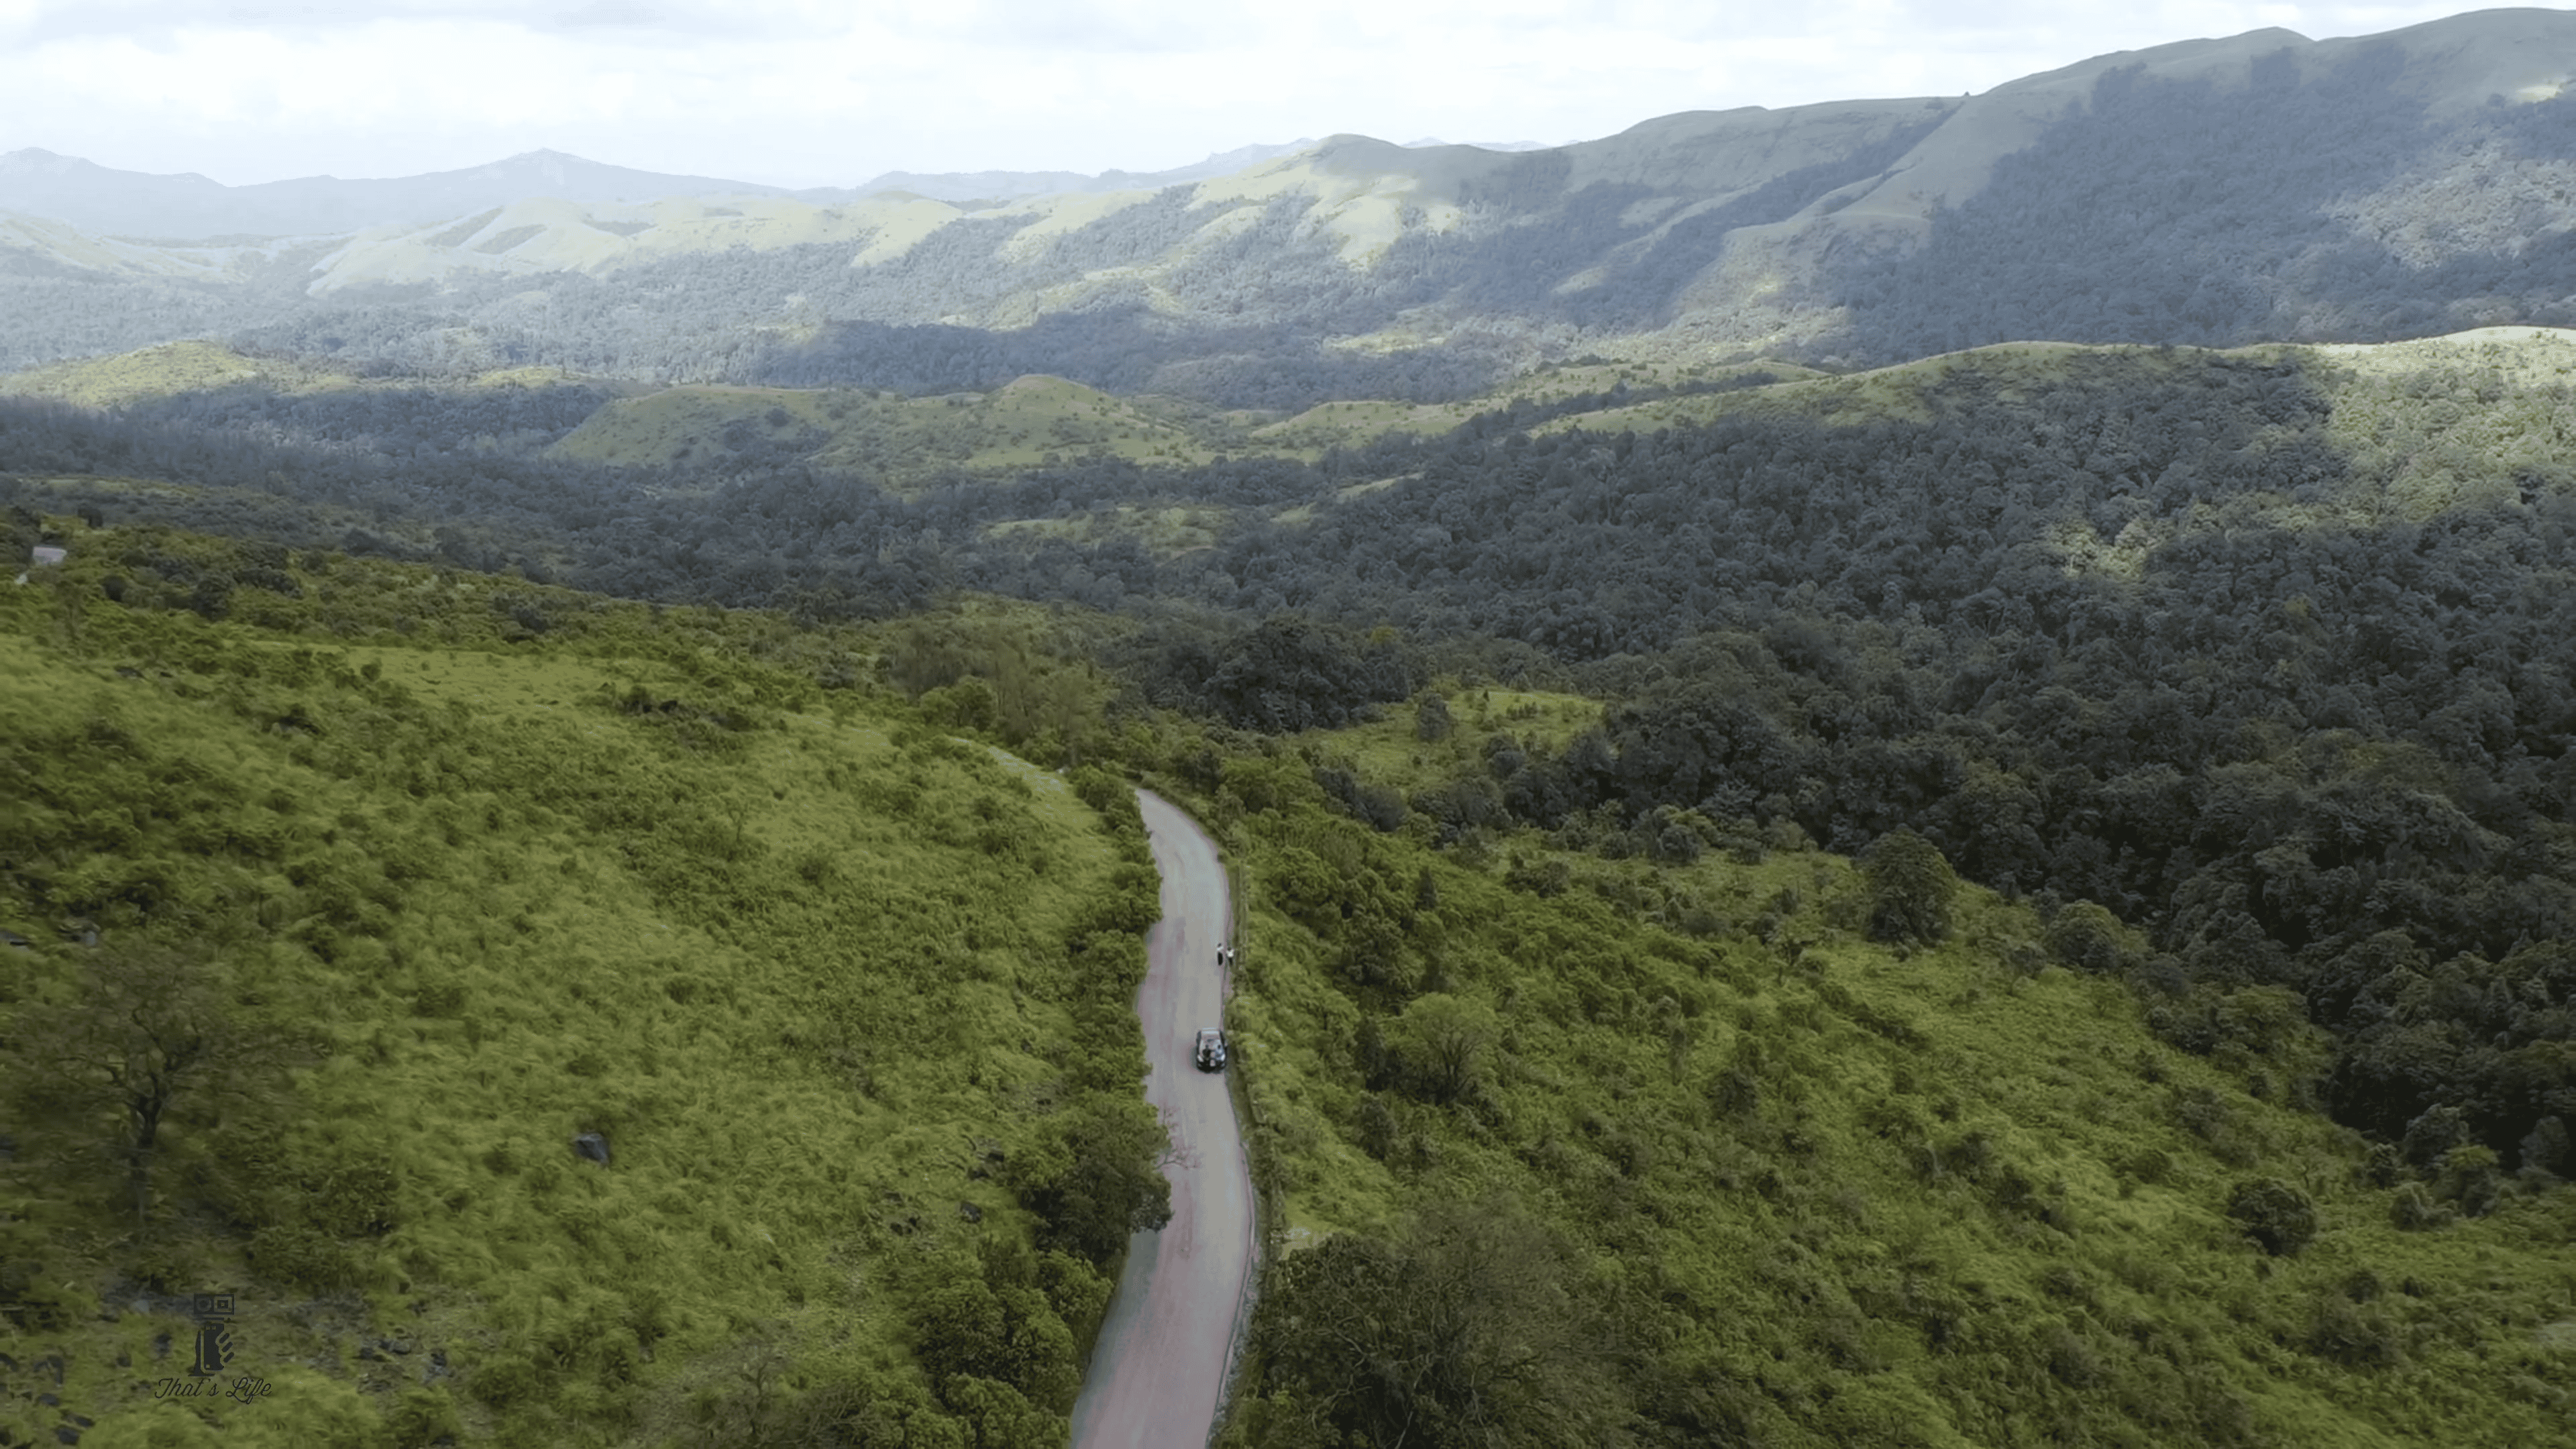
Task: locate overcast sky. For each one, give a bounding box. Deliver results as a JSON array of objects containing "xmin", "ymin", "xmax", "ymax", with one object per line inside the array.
[{"xmin": 0, "ymin": 2, "xmax": 2516, "ymax": 187}]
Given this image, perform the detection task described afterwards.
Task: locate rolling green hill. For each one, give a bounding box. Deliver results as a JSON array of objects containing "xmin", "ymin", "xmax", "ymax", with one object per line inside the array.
[
  {"xmin": 0, "ymin": 525, "xmax": 1167, "ymax": 1448},
  {"xmin": 1196, "ymin": 703, "xmax": 2576, "ymax": 1448},
  {"xmin": 0, "ymin": 340, "xmax": 594, "ymax": 412},
  {"xmin": 545, "ymin": 374, "xmax": 1228, "ymax": 486}
]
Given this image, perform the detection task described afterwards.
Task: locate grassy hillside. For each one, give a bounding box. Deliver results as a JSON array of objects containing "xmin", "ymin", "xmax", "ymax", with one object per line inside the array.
[
  {"xmin": 531, "ymin": 327, "xmax": 2576, "ymax": 497},
  {"xmin": 545, "ymin": 375, "xmax": 1233, "ymax": 487},
  {"xmin": 1245, "ymin": 359, "xmax": 1814, "ymax": 453},
  {"xmin": 0, "ymin": 523, "xmax": 1167, "ymax": 1448},
  {"xmin": 0, "ymin": 341, "xmax": 596, "ymax": 410},
  {"xmin": 1193, "ymin": 702, "xmax": 2576, "ymax": 1447},
  {"xmin": 539, "ymin": 362, "xmax": 1821, "ymax": 487}
]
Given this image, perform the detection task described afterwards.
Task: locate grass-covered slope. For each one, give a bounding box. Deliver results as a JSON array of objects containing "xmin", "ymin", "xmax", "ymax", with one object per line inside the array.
[
  {"xmin": 0, "ymin": 525, "xmax": 1166, "ymax": 1448},
  {"xmin": 546, "ymin": 374, "xmax": 1226, "ymax": 488},
  {"xmin": 1197, "ymin": 710, "xmax": 2576, "ymax": 1448},
  {"xmin": 0, "ymin": 341, "xmax": 600, "ymax": 412}
]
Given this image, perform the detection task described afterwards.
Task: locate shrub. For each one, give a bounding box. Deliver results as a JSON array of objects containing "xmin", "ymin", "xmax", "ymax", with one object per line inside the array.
[
  {"xmin": 2432, "ymin": 1144, "xmax": 2502, "ymax": 1217},
  {"xmin": 302, "ymin": 1147, "xmax": 402, "ymax": 1237},
  {"xmin": 388, "ymin": 1387, "xmax": 465, "ymax": 1448},
  {"xmin": 2389, "ymin": 1181, "xmax": 2454, "ymax": 1232},
  {"xmin": 1014, "ymin": 1095, "xmax": 1173, "ymax": 1265},
  {"xmin": 2224, "ymin": 1177, "xmax": 2316, "ymax": 1256},
  {"xmin": 1389, "ymin": 993, "xmax": 1501, "ymax": 1105},
  {"xmin": 2305, "ymin": 1292, "xmax": 2406, "ymax": 1368},
  {"xmin": 469, "ymin": 1353, "xmax": 543, "ymax": 1407},
  {"xmin": 2520, "ymin": 1115, "xmax": 2571, "ymax": 1179},
  {"xmin": 1069, "ymin": 765, "xmax": 1134, "ymax": 822},
  {"xmin": 2174, "ymin": 1085, "xmax": 2255, "ymax": 1165},
  {"xmin": 1415, "ymin": 693, "xmax": 1453, "ymax": 742},
  {"xmin": 247, "ymin": 1223, "xmax": 353, "ymax": 1291},
  {"xmin": 920, "ymin": 678, "xmax": 1000, "ymax": 733},
  {"xmin": 2042, "ymin": 1321, "xmax": 2104, "ymax": 1386},
  {"xmin": 1356, "ymin": 1093, "xmax": 1397, "ymax": 1161}
]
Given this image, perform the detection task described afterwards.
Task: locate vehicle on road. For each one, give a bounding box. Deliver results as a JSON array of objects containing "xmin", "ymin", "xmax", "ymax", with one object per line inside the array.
[{"xmin": 1193, "ymin": 1028, "xmax": 1228, "ymax": 1072}]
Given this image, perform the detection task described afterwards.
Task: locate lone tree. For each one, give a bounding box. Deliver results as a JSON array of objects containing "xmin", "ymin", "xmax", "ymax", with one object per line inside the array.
[
  {"xmin": 2225, "ymin": 1177, "xmax": 2318, "ymax": 1256},
  {"xmin": 1415, "ymin": 692, "xmax": 1454, "ymax": 743},
  {"xmin": 9, "ymin": 939, "xmax": 282, "ymax": 1228},
  {"xmin": 1389, "ymin": 993, "xmax": 1502, "ymax": 1105},
  {"xmin": 1865, "ymin": 828, "xmax": 1959, "ymax": 944}
]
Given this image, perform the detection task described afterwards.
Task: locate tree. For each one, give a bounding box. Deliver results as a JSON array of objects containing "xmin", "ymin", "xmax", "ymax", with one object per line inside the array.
[
  {"xmin": 1252, "ymin": 1195, "xmax": 1622, "ymax": 1448},
  {"xmin": 2043, "ymin": 900, "xmax": 2138, "ymax": 974},
  {"xmin": 8, "ymin": 940, "xmax": 285, "ymax": 1228},
  {"xmin": 1866, "ymin": 828, "xmax": 1958, "ymax": 944},
  {"xmin": 1388, "ymin": 993, "xmax": 1501, "ymax": 1105},
  {"xmin": 1415, "ymin": 692, "xmax": 1454, "ymax": 742},
  {"xmin": 910, "ymin": 1258, "xmax": 1081, "ymax": 1413},
  {"xmin": 1012, "ymin": 1094, "xmax": 1173, "ymax": 1265}
]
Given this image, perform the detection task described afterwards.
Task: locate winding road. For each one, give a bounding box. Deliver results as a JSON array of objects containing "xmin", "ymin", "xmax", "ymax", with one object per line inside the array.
[{"xmin": 1069, "ymin": 789, "xmax": 1256, "ymax": 1449}]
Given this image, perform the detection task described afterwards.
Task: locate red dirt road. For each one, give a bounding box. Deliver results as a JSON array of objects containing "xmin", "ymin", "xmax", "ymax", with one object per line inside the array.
[{"xmin": 1069, "ymin": 789, "xmax": 1254, "ymax": 1449}]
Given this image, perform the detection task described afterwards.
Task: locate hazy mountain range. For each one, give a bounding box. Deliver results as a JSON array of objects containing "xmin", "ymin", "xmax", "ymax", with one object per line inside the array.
[
  {"xmin": 4, "ymin": 8, "xmax": 2574, "ymax": 388},
  {"xmin": 839, "ymin": 141, "xmax": 1323, "ymax": 207},
  {"xmin": 0, "ymin": 141, "xmax": 1332, "ymax": 239}
]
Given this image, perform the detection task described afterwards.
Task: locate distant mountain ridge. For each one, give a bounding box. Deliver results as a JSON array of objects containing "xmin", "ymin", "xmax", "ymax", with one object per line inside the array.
[
  {"xmin": 0, "ymin": 146, "xmax": 820, "ymax": 239},
  {"xmin": 845, "ymin": 142, "xmax": 1320, "ymax": 205},
  {"xmin": 0, "ymin": 141, "xmax": 1331, "ymax": 238},
  {"xmin": 5, "ymin": 8, "xmax": 2576, "ymax": 386}
]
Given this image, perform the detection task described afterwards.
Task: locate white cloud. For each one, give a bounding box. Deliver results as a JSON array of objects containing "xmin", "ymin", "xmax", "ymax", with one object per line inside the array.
[{"xmin": 0, "ymin": 2, "xmax": 2502, "ymax": 187}]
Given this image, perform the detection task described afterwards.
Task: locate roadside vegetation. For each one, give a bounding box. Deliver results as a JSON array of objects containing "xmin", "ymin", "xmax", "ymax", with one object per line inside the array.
[
  {"xmin": 1188, "ymin": 708, "xmax": 2576, "ymax": 1447},
  {"xmin": 0, "ymin": 525, "xmax": 1167, "ymax": 1448}
]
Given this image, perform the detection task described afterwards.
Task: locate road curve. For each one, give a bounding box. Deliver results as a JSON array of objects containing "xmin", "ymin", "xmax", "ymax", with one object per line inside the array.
[{"xmin": 1069, "ymin": 789, "xmax": 1255, "ymax": 1449}]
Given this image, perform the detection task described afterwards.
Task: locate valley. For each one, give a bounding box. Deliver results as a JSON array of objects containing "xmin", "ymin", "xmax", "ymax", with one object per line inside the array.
[{"xmin": 5, "ymin": 9, "xmax": 2576, "ymax": 1447}]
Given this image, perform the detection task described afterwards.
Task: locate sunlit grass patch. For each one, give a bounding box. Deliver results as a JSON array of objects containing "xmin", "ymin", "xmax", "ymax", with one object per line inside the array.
[{"xmin": 1, "ymin": 532, "xmax": 1156, "ymax": 1446}]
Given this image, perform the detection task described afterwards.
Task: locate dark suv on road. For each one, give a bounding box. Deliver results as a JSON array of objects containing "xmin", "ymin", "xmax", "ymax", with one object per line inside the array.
[{"xmin": 1193, "ymin": 1028, "xmax": 1227, "ymax": 1072}]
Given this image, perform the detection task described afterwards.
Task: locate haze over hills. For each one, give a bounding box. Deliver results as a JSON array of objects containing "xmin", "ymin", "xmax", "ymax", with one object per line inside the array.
[
  {"xmin": 5, "ymin": 9, "xmax": 2576, "ymax": 398},
  {"xmin": 843, "ymin": 141, "xmax": 1322, "ymax": 205},
  {"xmin": 1399, "ymin": 138, "xmax": 1558, "ymax": 150},
  {"xmin": 0, "ymin": 146, "xmax": 825, "ymax": 240},
  {"xmin": 0, "ymin": 141, "xmax": 1334, "ymax": 239}
]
